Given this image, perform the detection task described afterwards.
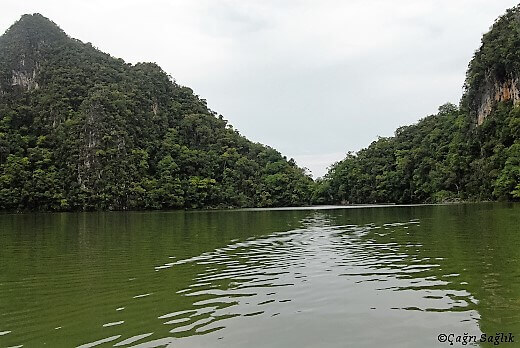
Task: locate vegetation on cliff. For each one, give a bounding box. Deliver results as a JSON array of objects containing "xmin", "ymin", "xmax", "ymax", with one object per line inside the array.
[
  {"xmin": 3, "ymin": 6, "xmax": 520, "ymax": 211},
  {"xmin": 0, "ymin": 14, "xmax": 313, "ymax": 211},
  {"xmin": 315, "ymin": 6, "xmax": 520, "ymax": 204}
]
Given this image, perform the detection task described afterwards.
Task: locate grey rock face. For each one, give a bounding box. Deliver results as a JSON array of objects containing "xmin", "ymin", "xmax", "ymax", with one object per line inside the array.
[{"xmin": 476, "ymin": 76, "xmax": 520, "ymax": 125}]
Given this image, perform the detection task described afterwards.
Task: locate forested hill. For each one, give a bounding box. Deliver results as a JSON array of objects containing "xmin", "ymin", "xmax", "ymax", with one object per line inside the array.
[
  {"xmin": 0, "ymin": 14, "xmax": 313, "ymax": 211},
  {"xmin": 314, "ymin": 5, "xmax": 520, "ymax": 204}
]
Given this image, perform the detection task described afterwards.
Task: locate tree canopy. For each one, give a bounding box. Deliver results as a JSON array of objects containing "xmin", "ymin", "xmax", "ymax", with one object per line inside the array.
[
  {"xmin": 314, "ymin": 6, "xmax": 520, "ymax": 205},
  {"xmin": 0, "ymin": 14, "xmax": 313, "ymax": 211}
]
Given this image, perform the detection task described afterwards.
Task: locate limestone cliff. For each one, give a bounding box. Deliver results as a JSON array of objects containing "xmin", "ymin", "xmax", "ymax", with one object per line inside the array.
[
  {"xmin": 10, "ymin": 59, "xmax": 40, "ymax": 91},
  {"xmin": 0, "ymin": 14, "xmax": 314, "ymax": 211},
  {"xmin": 0, "ymin": 14, "xmax": 65, "ymax": 93},
  {"xmin": 475, "ymin": 76, "xmax": 520, "ymax": 125},
  {"xmin": 463, "ymin": 5, "xmax": 520, "ymax": 125}
]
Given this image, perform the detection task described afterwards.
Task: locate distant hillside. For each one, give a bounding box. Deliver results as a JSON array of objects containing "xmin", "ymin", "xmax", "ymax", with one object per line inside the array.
[
  {"xmin": 0, "ymin": 14, "xmax": 313, "ymax": 211},
  {"xmin": 315, "ymin": 5, "xmax": 520, "ymax": 204}
]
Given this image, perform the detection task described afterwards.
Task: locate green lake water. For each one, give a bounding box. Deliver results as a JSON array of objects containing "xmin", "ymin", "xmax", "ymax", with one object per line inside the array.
[{"xmin": 1, "ymin": 203, "xmax": 519, "ymax": 347}]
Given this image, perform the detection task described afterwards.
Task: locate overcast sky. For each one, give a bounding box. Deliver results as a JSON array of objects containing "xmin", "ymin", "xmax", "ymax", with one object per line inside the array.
[{"xmin": 1, "ymin": 0, "xmax": 519, "ymax": 177}]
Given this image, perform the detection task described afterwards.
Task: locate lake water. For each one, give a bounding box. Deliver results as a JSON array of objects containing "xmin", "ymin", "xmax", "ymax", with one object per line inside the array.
[{"xmin": 1, "ymin": 203, "xmax": 519, "ymax": 347}]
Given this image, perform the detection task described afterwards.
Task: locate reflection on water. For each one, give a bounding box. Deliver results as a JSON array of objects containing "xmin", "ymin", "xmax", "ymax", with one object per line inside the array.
[{"xmin": 1, "ymin": 204, "xmax": 519, "ymax": 347}]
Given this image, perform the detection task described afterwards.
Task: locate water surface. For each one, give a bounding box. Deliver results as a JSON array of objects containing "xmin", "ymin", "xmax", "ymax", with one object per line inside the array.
[{"xmin": 1, "ymin": 203, "xmax": 519, "ymax": 347}]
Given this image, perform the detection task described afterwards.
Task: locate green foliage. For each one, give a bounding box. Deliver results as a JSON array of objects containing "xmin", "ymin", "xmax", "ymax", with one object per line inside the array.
[
  {"xmin": 463, "ymin": 5, "xmax": 520, "ymax": 114},
  {"xmin": 316, "ymin": 100, "xmax": 520, "ymax": 204},
  {"xmin": 0, "ymin": 14, "xmax": 313, "ymax": 211},
  {"xmin": 315, "ymin": 5, "xmax": 520, "ymax": 205}
]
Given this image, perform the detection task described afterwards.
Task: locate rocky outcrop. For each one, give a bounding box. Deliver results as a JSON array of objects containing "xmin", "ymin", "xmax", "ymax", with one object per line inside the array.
[
  {"xmin": 463, "ymin": 6, "xmax": 520, "ymax": 125},
  {"xmin": 11, "ymin": 69, "xmax": 39, "ymax": 90},
  {"xmin": 0, "ymin": 14, "xmax": 63, "ymax": 93},
  {"xmin": 477, "ymin": 76, "xmax": 520, "ymax": 125}
]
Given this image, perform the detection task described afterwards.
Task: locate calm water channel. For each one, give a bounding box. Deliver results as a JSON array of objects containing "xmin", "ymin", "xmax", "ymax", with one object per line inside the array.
[{"xmin": 1, "ymin": 203, "xmax": 519, "ymax": 347}]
